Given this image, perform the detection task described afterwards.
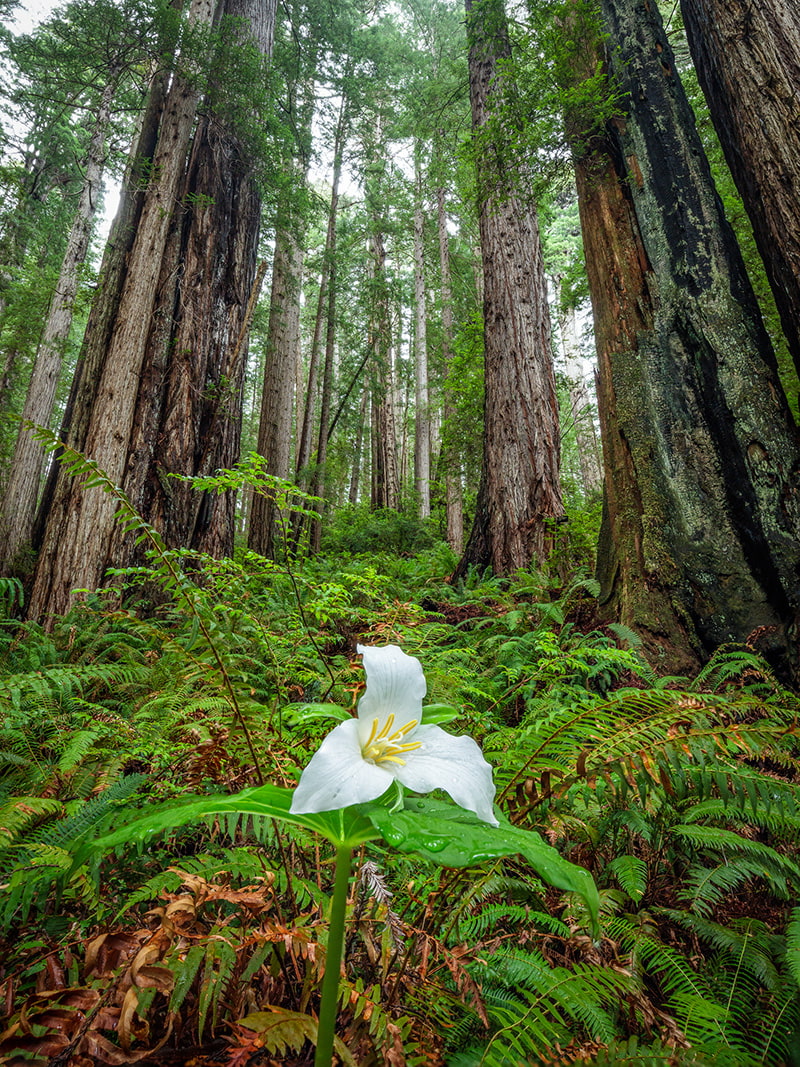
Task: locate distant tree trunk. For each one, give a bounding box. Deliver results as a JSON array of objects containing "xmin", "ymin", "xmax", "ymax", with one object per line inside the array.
[
  {"xmin": 248, "ymin": 63, "xmax": 318, "ymax": 557},
  {"xmin": 413, "ymin": 152, "xmax": 430, "ymax": 520},
  {"xmin": 557, "ymin": 303, "xmax": 602, "ymax": 495},
  {"xmin": 247, "ymin": 219, "xmax": 303, "ymax": 557},
  {"xmin": 680, "ymin": 0, "xmax": 800, "ymax": 381},
  {"xmin": 0, "ymin": 147, "xmax": 72, "ymax": 416},
  {"xmin": 576, "ymin": 0, "xmax": 800, "ymax": 666},
  {"xmin": 436, "ymin": 181, "xmax": 464, "ymax": 552},
  {"xmin": 295, "ymin": 104, "xmax": 345, "ymax": 495},
  {"xmin": 349, "ymin": 388, "xmax": 368, "ymax": 504},
  {"xmin": 29, "ymin": 0, "xmax": 216, "ymax": 621},
  {"xmin": 368, "ymin": 230, "xmax": 400, "ymax": 511},
  {"xmin": 0, "ymin": 77, "xmax": 113, "ymax": 574},
  {"xmin": 308, "ymin": 216, "xmax": 339, "ymax": 554},
  {"xmin": 454, "ymin": 0, "xmax": 564, "ymax": 579}
]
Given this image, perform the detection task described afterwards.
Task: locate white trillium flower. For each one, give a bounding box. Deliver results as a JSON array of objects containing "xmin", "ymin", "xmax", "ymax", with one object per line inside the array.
[{"xmin": 289, "ymin": 643, "xmax": 498, "ymax": 825}]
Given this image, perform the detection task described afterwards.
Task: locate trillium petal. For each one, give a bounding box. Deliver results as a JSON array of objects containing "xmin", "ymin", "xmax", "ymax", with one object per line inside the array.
[
  {"xmin": 356, "ymin": 644, "xmax": 426, "ymax": 745},
  {"xmin": 289, "ymin": 718, "xmax": 395, "ymax": 814},
  {"xmin": 395, "ymin": 724, "xmax": 498, "ymax": 825}
]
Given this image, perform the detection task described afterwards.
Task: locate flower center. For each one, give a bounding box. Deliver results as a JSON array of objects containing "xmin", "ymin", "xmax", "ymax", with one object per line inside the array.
[{"xmin": 361, "ymin": 713, "xmax": 421, "ymax": 766}]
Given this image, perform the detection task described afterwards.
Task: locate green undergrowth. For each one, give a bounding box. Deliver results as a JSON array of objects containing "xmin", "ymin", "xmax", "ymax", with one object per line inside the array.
[{"xmin": 0, "ymin": 498, "xmax": 799, "ymax": 1065}]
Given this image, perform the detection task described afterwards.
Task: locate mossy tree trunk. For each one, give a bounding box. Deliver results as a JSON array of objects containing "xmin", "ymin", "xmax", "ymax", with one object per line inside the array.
[
  {"xmin": 680, "ymin": 0, "xmax": 800, "ymax": 382},
  {"xmin": 576, "ymin": 0, "xmax": 800, "ymax": 668}
]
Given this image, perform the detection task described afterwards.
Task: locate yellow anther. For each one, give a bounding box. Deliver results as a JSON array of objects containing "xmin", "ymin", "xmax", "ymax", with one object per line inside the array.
[
  {"xmin": 361, "ymin": 716, "xmax": 421, "ymax": 767},
  {"xmin": 376, "ymin": 713, "xmax": 395, "ymax": 740},
  {"xmin": 393, "ymin": 719, "xmax": 418, "ymax": 739}
]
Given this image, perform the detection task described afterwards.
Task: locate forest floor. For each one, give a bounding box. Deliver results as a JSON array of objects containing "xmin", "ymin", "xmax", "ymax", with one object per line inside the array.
[{"xmin": 0, "ymin": 527, "xmax": 799, "ymax": 1066}]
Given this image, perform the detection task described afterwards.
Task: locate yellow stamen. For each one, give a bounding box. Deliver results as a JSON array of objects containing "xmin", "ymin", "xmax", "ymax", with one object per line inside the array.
[
  {"xmin": 375, "ymin": 713, "xmax": 395, "ymax": 740},
  {"xmin": 361, "ymin": 717, "xmax": 420, "ymax": 767}
]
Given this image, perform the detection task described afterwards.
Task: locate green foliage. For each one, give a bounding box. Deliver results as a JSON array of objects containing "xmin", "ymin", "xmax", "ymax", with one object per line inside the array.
[
  {"xmin": 2, "ymin": 447, "xmax": 800, "ymax": 1065},
  {"xmin": 321, "ymin": 503, "xmax": 437, "ymax": 555}
]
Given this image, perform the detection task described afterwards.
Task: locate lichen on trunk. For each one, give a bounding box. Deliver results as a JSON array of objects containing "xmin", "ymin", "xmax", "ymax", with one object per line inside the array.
[{"xmin": 576, "ymin": 0, "xmax": 800, "ymax": 670}]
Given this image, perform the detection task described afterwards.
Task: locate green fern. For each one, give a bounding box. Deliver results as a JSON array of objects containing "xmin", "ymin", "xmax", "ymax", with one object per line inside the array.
[
  {"xmin": 0, "ymin": 774, "xmax": 147, "ymax": 927},
  {"xmin": 606, "ymin": 854, "xmax": 648, "ymax": 903},
  {"xmin": 785, "ymin": 908, "xmax": 800, "ymax": 990}
]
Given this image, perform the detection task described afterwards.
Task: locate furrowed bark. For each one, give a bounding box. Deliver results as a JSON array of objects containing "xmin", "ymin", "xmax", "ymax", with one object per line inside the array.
[
  {"xmin": 575, "ymin": 0, "xmax": 800, "ymax": 668},
  {"xmin": 680, "ymin": 0, "xmax": 800, "ymax": 381},
  {"xmin": 454, "ymin": 0, "xmax": 564, "ymax": 579}
]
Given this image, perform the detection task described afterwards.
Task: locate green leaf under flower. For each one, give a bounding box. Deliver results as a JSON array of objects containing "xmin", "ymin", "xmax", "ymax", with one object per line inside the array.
[
  {"xmin": 363, "ymin": 795, "xmax": 601, "ymax": 936},
  {"xmin": 90, "ymin": 783, "xmax": 379, "ymax": 854}
]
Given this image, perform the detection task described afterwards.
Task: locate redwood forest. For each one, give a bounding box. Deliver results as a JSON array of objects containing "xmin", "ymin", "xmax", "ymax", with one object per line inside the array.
[{"xmin": 0, "ymin": 0, "xmax": 799, "ymax": 1063}]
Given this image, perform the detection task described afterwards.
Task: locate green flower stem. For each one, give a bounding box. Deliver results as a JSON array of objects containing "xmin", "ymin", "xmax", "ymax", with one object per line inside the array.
[{"xmin": 315, "ymin": 845, "xmax": 353, "ymax": 1067}]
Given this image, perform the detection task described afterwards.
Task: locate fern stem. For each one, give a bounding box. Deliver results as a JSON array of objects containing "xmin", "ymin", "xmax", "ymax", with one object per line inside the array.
[{"xmin": 315, "ymin": 845, "xmax": 352, "ymax": 1067}]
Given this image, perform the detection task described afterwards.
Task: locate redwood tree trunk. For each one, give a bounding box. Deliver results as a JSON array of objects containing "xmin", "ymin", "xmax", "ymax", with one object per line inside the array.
[
  {"xmin": 454, "ymin": 0, "xmax": 564, "ymax": 579},
  {"xmin": 28, "ymin": 0, "xmax": 215, "ymax": 620},
  {"xmin": 247, "ymin": 218, "xmax": 303, "ymax": 557},
  {"xmin": 118, "ymin": 0, "xmax": 275, "ymax": 563},
  {"xmin": 28, "ymin": 0, "xmax": 277, "ymax": 619},
  {"xmin": 557, "ymin": 303, "xmax": 602, "ymax": 496},
  {"xmin": 368, "ymin": 230, "xmax": 400, "ymax": 511},
  {"xmin": 680, "ymin": 0, "xmax": 800, "ymax": 380},
  {"xmin": 30, "ymin": 58, "xmax": 173, "ymax": 584},
  {"xmin": 1, "ymin": 77, "xmax": 114, "ymax": 574},
  {"xmin": 413, "ymin": 151, "xmax": 430, "ymax": 520},
  {"xmin": 577, "ymin": 0, "xmax": 800, "ymax": 667},
  {"xmin": 248, "ymin": 69, "xmax": 317, "ymax": 558},
  {"xmin": 308, "ymin": 209, "xmax": 339, "ymax": 554},
  {"xmin": 436, "ymin": 180, "xmax": 464, "ymax": 553}
]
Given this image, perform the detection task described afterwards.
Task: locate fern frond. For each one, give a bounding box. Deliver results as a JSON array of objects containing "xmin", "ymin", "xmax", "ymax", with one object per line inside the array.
[
  {"xmin": 672, "ymin": 824, "xmax": 800, "ymax": 878},
  {"xmin": 659, "ymin": 910, "xmax": 779, "ymax": 989},
  {"xmin": 0, "ymin": 796, "xmax": 64, "ymax": 846},
  {"xmin": 784, "ymin": 907, "xmax": 800, "ymax": 989},
  {"xmin": 606, "ymin": 854, "xmax": 647, "ymax": 903},
  {"xmin": 680, "ymin": 857, "xmax": 776, "ymax": 917}
]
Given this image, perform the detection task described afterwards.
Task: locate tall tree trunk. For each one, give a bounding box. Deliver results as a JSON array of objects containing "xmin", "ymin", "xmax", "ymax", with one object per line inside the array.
[
  {"xmin": 248, "ymin": 67, "xmax": 317, "ymax": 558},
  {"xmin": 28, "ymin": 0, "xmax": 278, "ymax": 619},
  {"xmin": 247, "ymin": 219, "xmax": 303, "ymax": 557},
  {"xmin": 294, "ymin": 254, "xmax": 328, "ymax": 488},
  {"xmin": 576, "ymin": 0, "xmax": 800, "ymax": 666},
  {"xmin": 680, "ymin": 0, "xmax": 800, "ymax": 381},
  {"xmin": 368, "ymin": 229, "xmax": 400, "ymax": 511},
  {"xmin": 349, "ymin": 387, "xmax": 369, "ymax": 504},
  {"xmin": 119, "ymin": 0, "xmax": 275, "ymax": 563},
  {"xmin": 308, "ymin": 215, "xmax": 339, "ymax": 554},
  {"xmin": 413, "ymin": 152, "xmax": 430, "ymax": 520},
  {"xmin": 294, "ymin": 100, "xmax": 346, "ymax": 498},
  {"xmin": 557, "ymin": 302, "xmax": 602, "ymax": 496},
  {"xmin": 454, "ymin": 0, "xmax": 564, "ymax": 579},
  {"xmin": 436, "ymin": 181, "xmax": 464, "ymax": 552},
  {"xmin": 30, "ymin": 57, "xmax": 174, "ymax": 575},
  {"xmin": 29, "ymin": 0, "xmax": 216, "ymax": 620},
  {"xmin": 0, "ymin": 147, "xmax": 73, "ymax": 416},
  {"xmin": 1, "ymin": 77, "xmax": 114, "ymax": 574}
]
